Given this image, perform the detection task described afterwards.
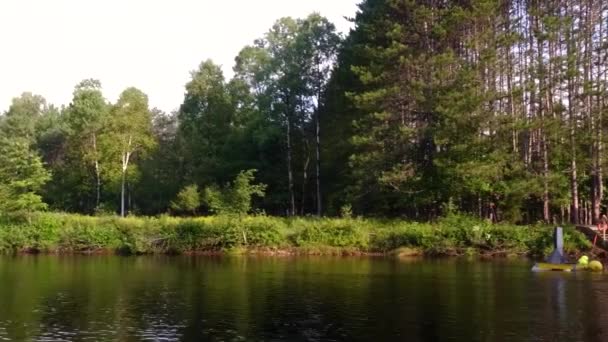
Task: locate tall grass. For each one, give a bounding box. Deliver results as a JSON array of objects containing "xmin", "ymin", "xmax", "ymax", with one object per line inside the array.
[{"xmin": 0, "ymin": 212, "xmax": 591, "ymax": 257}]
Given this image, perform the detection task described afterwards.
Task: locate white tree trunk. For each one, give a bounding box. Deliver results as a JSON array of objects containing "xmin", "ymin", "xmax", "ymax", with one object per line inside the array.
[
  {"xmin": 92, "ymin": 133, "xmax": 101, "ymax": 209},
  {"xmin": 121, "ymin": 136, "xmax": 132, "ymax": 217},
  {"xmin": 315, "ymin": 105, "xmax": 321, "ymax": 216}
]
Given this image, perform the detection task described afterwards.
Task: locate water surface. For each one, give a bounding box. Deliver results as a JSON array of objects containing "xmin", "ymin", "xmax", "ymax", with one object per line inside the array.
[{"xmin": 0, "ymin": 255, "xmax": 606, "ymax": 341}]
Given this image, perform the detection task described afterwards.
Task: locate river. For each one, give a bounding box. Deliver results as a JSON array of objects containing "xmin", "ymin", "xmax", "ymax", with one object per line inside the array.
[{"xmin": 0, "ymin": 255, "xmax": 606, "ymax": 341}]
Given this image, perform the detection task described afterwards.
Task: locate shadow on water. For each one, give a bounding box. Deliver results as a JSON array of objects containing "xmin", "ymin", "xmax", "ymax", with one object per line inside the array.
[{"xmin": 0, "ymin": 255, "xmax": 607, "ymax": 341}]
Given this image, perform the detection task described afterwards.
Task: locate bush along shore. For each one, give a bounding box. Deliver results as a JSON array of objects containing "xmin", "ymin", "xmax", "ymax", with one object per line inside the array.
[{"xmin": 0, "ymin": 212, "xmax": 592, "ymax": 258}]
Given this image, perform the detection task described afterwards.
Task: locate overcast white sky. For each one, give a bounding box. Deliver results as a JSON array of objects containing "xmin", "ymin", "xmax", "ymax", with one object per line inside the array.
[{"xmin": 0, "ymin": 0, "xmax": 360, "ymax": 113}]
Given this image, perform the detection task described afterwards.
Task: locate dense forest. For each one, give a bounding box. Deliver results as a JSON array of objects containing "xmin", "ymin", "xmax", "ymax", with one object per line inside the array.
[{"xmin": 1, "ymin": 0, "xmax": 608, "ymax": 225}]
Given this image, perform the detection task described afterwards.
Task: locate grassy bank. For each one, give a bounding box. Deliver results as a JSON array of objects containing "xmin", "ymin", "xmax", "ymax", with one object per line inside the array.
[{"xmin": 0, "ymin": 212, "xmax": 591, "ymax": 257}]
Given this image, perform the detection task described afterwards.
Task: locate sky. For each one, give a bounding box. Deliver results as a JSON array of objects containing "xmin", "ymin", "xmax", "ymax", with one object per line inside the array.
[{"xmin": 0, "ymin": 0, "xmax": 360, "ymax": 114}]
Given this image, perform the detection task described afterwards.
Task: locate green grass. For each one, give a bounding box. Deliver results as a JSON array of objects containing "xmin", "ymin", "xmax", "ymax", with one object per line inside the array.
[{"xmin": 0, "ymin": 212, "xmax": 591, "ymax": 257}]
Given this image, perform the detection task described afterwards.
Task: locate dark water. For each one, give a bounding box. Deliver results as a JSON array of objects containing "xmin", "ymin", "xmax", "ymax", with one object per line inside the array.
[{"xmin": 0, "ymin": 256, "xmax": 606, "ymax": 341}]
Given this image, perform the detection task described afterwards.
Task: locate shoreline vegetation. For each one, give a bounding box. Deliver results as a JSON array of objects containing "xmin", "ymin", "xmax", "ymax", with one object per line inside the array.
[
  {"xmin": 4, "ymin": 2, "xmax": 608, "ymax": 228},
  {"xmin": 4, "ymin": 0, "xmax": 608, "ymax": 264},
  {"xmin": 0, "ymin": 212, "xmax": 592, "ymax": 258}
]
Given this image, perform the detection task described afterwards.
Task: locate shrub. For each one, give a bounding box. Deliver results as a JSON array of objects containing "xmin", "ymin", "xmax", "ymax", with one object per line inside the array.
[
  {"xmin": 240, "ymin": 216, "xmax": 287, "ymax": 248},
  {"xmin": 0, "ymin": 212, "xmax": 592, "ymax": 257},
  {"xmin": 170, "ymin": 185, "xmax": 201, "ymax": 215},
  {"xmin": 0, "ymin": 138, "xmax": 51, "ymax": 215},
  {"xmin": 204, "ymin": 170, "xmax": 266, "ymax": 215},
  {"xmin": 293, "ymin": 218, "xmax": 369, "ymax": 249}
]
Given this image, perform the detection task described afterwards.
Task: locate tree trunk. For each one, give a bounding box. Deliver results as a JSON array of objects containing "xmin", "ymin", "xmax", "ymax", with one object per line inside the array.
[
  {"xmin": 92, "ymin": 133, "xmax": 101, "ymax": 209},
  {"xmin": 534, "ymin": 10, "xmax": 550, "ymax": 223},
  {"xmin": 285, "ymin": 98, "xmax": 295, "ymax": 216},
  {"xmin": 120, "ymin": 136, "xmax": 132, "ymax": 218},
  {"xmin": 567, "ymin": 2, "xmax": 579, "ymax": 224},
  {"xmin": 542, "ymin": 135, "xmax": 550, "ymax": 222},
  {"xmin": 121, "ymin": 167, "xmax": 126, "ymax": 217},
  {"xmin": 301, "ymin": 140, "xmax": 310, "ymax": 215},
  {"xmin": 600, "ymin": 4, "xmax": 606, "ymax": 219},
  {"xmin": 569, "ymin": 96, "xmax": 579, "ymax": 224},
  {"xmin": 128, "ymin": 181, "xmax": 132, "ymax": 215},
  {"xmin": 593, "ymin": 7, "xmax": 604, "ymax": 222},
  {"xmin": 315, "ymin": 108, "xmax": 321, "ymax": 216}
]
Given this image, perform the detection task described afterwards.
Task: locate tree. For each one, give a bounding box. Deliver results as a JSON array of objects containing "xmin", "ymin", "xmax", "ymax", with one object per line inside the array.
[
  {"xmin": 170, "ymin": 184, "xmax": 201, "ymax": 215},
  {"xmin": 5, "ymin": 4, "xmax": 608, "ymax": 223},
  {"xmin": 178, "ymin": 60, "xmax": 235, "ymax": 185},
  {"xmin": 135, "ymin": 109, "xmax": 181, "ymax": 214},
  {"xmin": 65, "ymin": 79, "xmax": 109, "ymax": 210},
  {"xmin": 104, "ymin": 87, "xmax": 155, "ymax": 217},
  {"xmin": 0, "ymin": 138, "xmax": 51, "ymax": 213},
  {"xmin": 234, "ymin": 15, "xmax": 339, "ymax": 216},
  {"xmin": 232, "ymin": 45, "xmax": 289, "ymax": 215},
  {"xmin": 299, "ymin": 13, "xmax": 341, "ymax": 216},
  {"xmin": 204, "ymin": 170, "xmax": 266, "ymax": 215},
  {"xmin": 0, "ymin": 92, "xmax": 48, "ymax": 143},
  {"xmin": 264, "ymin": 17, "xmax": 304, "ymax": 216},
  {"xmin": 316, "ymin": 0, "xmax": 608, "ymax": 223}
]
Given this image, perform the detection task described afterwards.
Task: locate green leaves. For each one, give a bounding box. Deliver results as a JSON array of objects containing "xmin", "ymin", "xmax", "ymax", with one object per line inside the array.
[
  {"xmin": 204, "ymin": 169, "xmax": 267, "ymax": 215},
  {"xmin": 0, "ymin": 138, "xmax": 51, "ymax": 213},
  {"xmin": 178, "ymin": 60, "xmax": 234, "ymax": 185},
  {"xmin": 104, "ymin": 87, "xmax": 156, "ymax": 162},
  {"xmin": 170, "ymin": 185, "xmax": 201, "ymax": 215},
  {"xmin": 66, "ymin": 79, "xmax": 108, "ymax": 137},
  {"xmin": 5, "ymin": 3, "xmax": 600, "ymax": 223},
  {"xmin": 0, "ymin": 92, "xmax": 48, "ymax": 142}
]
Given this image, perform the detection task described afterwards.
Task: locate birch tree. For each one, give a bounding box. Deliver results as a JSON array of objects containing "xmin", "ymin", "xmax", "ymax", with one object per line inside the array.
[
  {"xmin": 65, "ymin": 79, "xmax": 109, "ymax": 210},
  {"xmin": 105, "ymin": 88, "xmax": 155, "ymax": 217}
]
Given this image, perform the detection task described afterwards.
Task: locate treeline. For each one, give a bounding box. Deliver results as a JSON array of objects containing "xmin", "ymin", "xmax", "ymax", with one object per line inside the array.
[
  {"xmin": 324, "ymin": 0, "xmax": 608, "ymax": 224},
  {"xmin": 0, "ymin": 13, "xmax": 339, "ymax": 218},
  {"xmin": 1, "ymin": 1, "xmax": 608, "ymax": 224}
]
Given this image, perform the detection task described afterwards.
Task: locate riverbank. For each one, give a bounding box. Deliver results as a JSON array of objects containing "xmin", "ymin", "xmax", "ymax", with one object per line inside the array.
[{"xmin": 0, "ymin": 212, "xmax": 592, "ymax": 257}]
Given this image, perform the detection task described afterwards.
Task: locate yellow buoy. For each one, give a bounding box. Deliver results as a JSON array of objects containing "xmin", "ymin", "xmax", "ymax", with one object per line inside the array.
[
  {"xmin": 589, "ymin": 260, "xmax": 603, "ymax": 272},
  {"xmin": 578, "ymin": 255, "xmax": 589, "ymax": 266}
]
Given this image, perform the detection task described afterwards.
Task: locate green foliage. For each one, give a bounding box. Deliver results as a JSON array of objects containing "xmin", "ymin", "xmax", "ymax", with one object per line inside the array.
[
  {"xmin": 0, "ymin": 138, "xmax": 51, "ymax": 214},
  {"xmin": 340, "ymin": 204, "xmax": 353, "ymax": 218},
  {"xmin": 2, "ymin": 3, "xmax": 607, "ymax": 224},
  {"xmin": 169, "ymin": 219, "xmax": 223, "ymax": 252},
  {"xmin": 134, "ymin": 110, "xmax": 181, "ymax": 214},
  {"xmin": 204, "ymin": 170, "xmax": 267, "ymax": 215},
  {"xmin": 0, "ymin": 92, "xmax": 48, "ymax": 142},
  {"xmin": 105, "ymin": 87, "xmax": 156, "ymax": 161},
  {"xmin": 57, "ymin": 79, "xmax": 110, "ymax": 213},
  {"xmin": 170, "ymin": 185, "xmax": 201, "ymax": 215},
  {"xmin": 316, "ymin": 0, "xmax": 605, "ymax": 223},
  {"xmin": 0, "ymin": 213, "xmax": 589, "ymax": 258},
  {"xmin": 293, "ymin": 218, "xmax": 370, "ymax": 249},
  {"xmin": 93, "ymin": 202, "xmax": 117, "ymax": 216},
  {"xmin": 66, "ymin": 79, "xmax": 108, "ymax": 135},
  {"xmin": 104, "ymin": 87, "xmax": 156, "ymax": 216},
  {"xmin": 178, "ymin": 60, "xmax": 235, "ymax": 186}
]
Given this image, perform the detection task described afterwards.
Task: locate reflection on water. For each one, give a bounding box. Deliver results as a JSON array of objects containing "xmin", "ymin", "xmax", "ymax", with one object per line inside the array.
[{"xmin": 0, "ymin": 255, "xmax": 606, "ymax": 341}]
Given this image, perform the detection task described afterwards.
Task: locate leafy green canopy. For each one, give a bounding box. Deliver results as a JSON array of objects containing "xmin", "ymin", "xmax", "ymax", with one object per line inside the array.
[
  {"xmin": 170, "ymin": 185, "xmax": 201, "ymax": 215},
  {"xmin": 0, "ymin": 138, "xmax": 51, "ymax": 213},
  {"xmin": 204, "ymin": 170, "xmax": 267, "ymax": 215}
]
